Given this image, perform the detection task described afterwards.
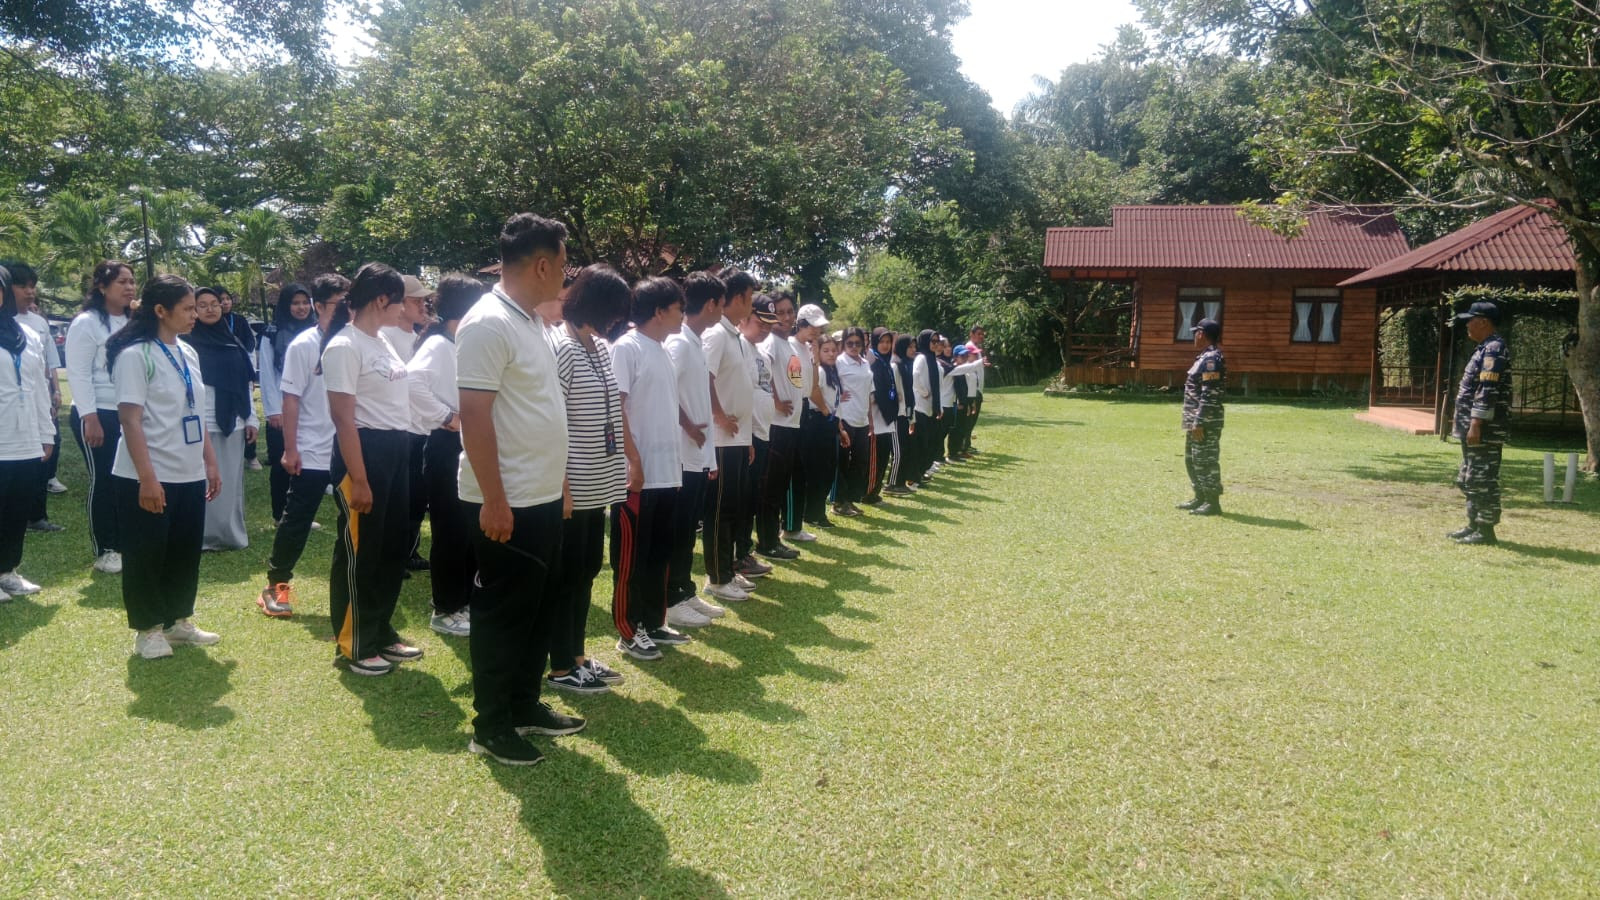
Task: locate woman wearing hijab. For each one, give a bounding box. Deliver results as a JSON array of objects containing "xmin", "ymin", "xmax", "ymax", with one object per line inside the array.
[
  {"xmin": 911, "ymin": 329, "xmax": 942, "ymax": 485},
  {"xmin": 863, "ymin": 328, "xmax": 899, "ymax": 504},
  {"xmin": 183, "ymin": 287, "xmax": 258, "ymax": 550},
  {"xmin": 260, "ymin": 282, "xmax": 314, "ymax": 522},
  {"xmin": 0, "ymin": 266, "xmax": 56, "ymax": 601}
]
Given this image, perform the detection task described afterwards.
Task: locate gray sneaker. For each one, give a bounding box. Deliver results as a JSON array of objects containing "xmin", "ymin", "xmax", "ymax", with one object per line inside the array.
[{"xmin": 430, "ymin": 610, "xmax": 471, "ymax": 637}]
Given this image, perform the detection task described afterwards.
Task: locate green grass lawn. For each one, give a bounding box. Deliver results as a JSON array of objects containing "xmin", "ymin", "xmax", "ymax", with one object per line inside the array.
[{"xmin": 4, "ymin": 388, "xmax": 1600, "ymax": 896}]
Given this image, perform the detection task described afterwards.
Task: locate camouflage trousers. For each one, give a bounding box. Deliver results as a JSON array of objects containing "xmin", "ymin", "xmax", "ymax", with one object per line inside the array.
[
  {"xmin": 1456, "ymin": 442, "xmax": 1503, "ymax": 527},
  {"xmin": 1184, "ymin": 427, "xmax": 1223, "ymax": 499}
]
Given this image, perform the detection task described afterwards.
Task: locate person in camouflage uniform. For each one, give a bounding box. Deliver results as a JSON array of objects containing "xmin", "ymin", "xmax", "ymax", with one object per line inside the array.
[
  {"xmin": 1449, "ymin": 301, "xmax": 1511, "ymax": 545},
  {"xmin": 1177, "ymin": 318, "xmax": 1226, "ymax": 516}
]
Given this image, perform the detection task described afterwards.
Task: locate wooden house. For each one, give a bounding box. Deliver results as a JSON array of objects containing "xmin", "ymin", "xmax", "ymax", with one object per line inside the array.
[{"xmin": 1043, "ymin": 206, "xmax": 1410, "ymax": 392}]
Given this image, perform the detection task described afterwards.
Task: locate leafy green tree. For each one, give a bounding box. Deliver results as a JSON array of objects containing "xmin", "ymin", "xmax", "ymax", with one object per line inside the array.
[
  {"xmin": 43, "ymin": 189, "xmax": 126, "ymax": 292},
  {"xmin": 210, "ymin": 208, "xmax": 298, "ymax": 319}
]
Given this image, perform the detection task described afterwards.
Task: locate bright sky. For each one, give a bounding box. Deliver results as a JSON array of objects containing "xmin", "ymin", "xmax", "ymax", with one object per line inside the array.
[{"xmin": 951, "ymin": 0, "xmax": 1146, "ymax": 116}]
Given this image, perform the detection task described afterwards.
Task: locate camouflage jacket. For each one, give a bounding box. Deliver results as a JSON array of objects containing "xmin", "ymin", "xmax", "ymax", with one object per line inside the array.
[
  {"xmin": 1454, "ymin": 333, "xmax": 1511, "ymax": 443},
  {"xmin": 1182, "ymin": 345, "xmax": 1225, "ymax": 430}
]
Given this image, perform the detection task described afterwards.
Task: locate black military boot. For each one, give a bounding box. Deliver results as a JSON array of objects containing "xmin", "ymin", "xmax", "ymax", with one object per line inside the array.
[
  {"xmin": 1446, "ymin": 524, "xmax": 1476, "ymax": 540},
  {"xmin": 1455, "ymin": 524, "xmax": 1497, "ymax": 545},
  {"xmin": 1190, "ymin": 496, "xmax": 1222, "ymax": 516},
  {"xmin": 1176, "ymin": 497, "xmax": 1204, "ymax": 510}
]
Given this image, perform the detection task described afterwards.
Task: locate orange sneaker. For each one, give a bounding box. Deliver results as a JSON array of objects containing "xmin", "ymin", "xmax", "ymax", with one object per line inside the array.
[{"xmin": 256, "ymin": 583, "xmax": 294, "ymax": 618}]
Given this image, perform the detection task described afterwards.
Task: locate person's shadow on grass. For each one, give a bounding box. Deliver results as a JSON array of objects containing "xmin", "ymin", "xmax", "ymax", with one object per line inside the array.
[
  {"xmin": 486, "ymin": 747, "xmax": 729, "ymax": 899},
  {"xmin": 74, "ymin": 575, "xmax": 123, "ymax": 610},
  {"xmin": 125, "ymin": 651, "xmax": 237, "ymax": 729},
  {"xmin": 338, "ymin": 665, "xmax": 467, "ymax": 754},
  {"xmin": 580, "ymin": 695, "xmax": 759, "ymax": 783},
  {"xmin": 1222, "ymin": 512, "xmax": 1314, "ymax": 530},
  {"xmin": 0, "ymin": 596, "xmax": 57, "ymax": 651},
  {"xmin": 1494, "ymin": 541, "xmax": 1600, "ymax": 565}
]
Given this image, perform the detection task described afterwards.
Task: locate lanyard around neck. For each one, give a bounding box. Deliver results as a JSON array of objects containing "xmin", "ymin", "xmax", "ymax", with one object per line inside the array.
[{"xmin": 155, "ymin": 341, "xmax": 196, "ymax": 410}]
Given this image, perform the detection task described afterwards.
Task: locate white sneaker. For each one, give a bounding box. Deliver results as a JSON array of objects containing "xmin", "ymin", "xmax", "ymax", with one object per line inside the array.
[
  {"xmin": 430, "ymin": 610, "xmax": 471, "ymax": 637},
  {"xmin": 783, "ymin": 530, "xmax": 817, "ymax": 543},
  {"xmin": 0, "ymin": 587, "xmax": 11, "ymax": 603},
  {"xmin": 665, "ymin": 600, "xmax": 713, "ymax": 628},
  {"xmin": 704, "ymin": 581, "xmax": 750, "ymax": 603},
  {"xmin": 309, "ymin": 521, "xmax": 323, "ymax": 531},
  {"xmin": 135, "ymin": 628, "xmax": 173, "ymax": 659},
  {"xmin": 0, "ymin": 572, "xmax": 41, "ymax": 595},
  {"xmin": 732, "ymin": 573, "xmax": 758, "ymax": 592},
  {"xmin": 687, "ymin": 596, "xmax": 726, "ymax": 619},
  {"xmin": 93, "ymin": 551, "xmax": 122, "ymax": 574},
  {"xmin": 248, "ymin": 458, "xmax": 263, "ymax": 471},
  {"xmin": 46, "ymin": 478, "xmax": 68, "ymax": 494},
  {"xmin": 164, "ymin": 619, "xmax": 220, "ymax": 646}
]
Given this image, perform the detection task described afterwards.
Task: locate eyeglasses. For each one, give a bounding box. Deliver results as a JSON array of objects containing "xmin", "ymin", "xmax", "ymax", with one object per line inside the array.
[{"xmin": 845, "ymin": 340, "xmax": 862, "ymax": 348}]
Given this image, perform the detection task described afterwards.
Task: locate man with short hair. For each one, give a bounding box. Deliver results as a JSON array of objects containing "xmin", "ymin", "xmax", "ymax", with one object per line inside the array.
[
  {"xmin": 703, "ymin": 268, "xmax": 760, "ymax": 602},
  {"xmin": 1449, "ymin": 301, "xmax": 1511, "ymax": 546},
  {"xmin": 756, "ymin": 293, "xmax": 802, "ymax": 560},
  {"xmin": 967, "ymin": 325, "xmax": 988, "ymax": 452},
  {"xmin": 1176, "ymin": 318, "xmax": 1226, "ymax": 517},
  {"xmin": 785, "ymin": 301, "xmax": 829, "ymax": 540},
  {"xmin": 458, "ymin": 213, "xmax": 583, "ymax": 767},
  {"xmin": 736, "ymin": 297, "xmax": 780, "ymax": 574},
  {"xmin": 663, "ymin": 272, "xmax": 722, "ymax": 627},
  {"xmin": 5, "ymin": 262, "xmax": 65, "ymax": 532}
]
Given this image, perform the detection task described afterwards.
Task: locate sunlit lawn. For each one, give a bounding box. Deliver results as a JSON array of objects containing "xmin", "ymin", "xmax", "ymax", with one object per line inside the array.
[{"xmin": 3, "ymin": 387, "xmax": 1598, "ymax": 895}]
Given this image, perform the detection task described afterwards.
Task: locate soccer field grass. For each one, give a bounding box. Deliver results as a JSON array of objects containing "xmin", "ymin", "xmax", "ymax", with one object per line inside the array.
[{"xmin": 3, "ymin": 389, "xmax": 1599, "ymax": 896}]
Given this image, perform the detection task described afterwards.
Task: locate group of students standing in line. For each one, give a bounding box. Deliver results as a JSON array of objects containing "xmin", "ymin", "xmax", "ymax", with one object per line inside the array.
[{"xmin": 0, "ymin": 211, "xmax": 993, "ymax": 767}]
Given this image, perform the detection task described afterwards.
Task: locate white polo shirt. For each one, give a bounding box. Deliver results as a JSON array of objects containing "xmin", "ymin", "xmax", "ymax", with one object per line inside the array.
[
  {"xmin": 0, "ymin": 328, "xmax": 55, "ymax": 461},
  {"xmin": 610, "ymin": 328, "xmax": 682, "ymax": 490},
  {"xmin": 279, "ymin": 326, "xmax": 336, "ymax": 472},
  {"xmin": 762, "ymin": 333, "xmax": 802, "ymax": 429},
  {"xmin": 407, "ymin": 333, "xmax": 459, "ymax": 434},
  {"xmin": 836, "ymin": 353, "xmax": 873, "ymax": 428},
  {"xmin": 664, "ymin": 322, "xmax": 716, "ymax": 472},
  {"xmin": 704, "ymin": 316, "xmax": 754, "ymax": 448},
  {"xmin": 455, "ymin": 289, "xmax": 568, "ymax": 508},
  {"xmin": 111, "ymin": 339, "xmax": 208, "ymax": 484},
  {"xmin": 321, "ymin": 326, "xmax": 411, "ymax": 432},
  {"xmin": 748, "ymin": 334, "xmax": 773, "ymax": 442}
]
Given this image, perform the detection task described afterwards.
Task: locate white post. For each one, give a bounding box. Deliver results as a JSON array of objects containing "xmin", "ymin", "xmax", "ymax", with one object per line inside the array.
[
  {"xmin": 1544, "ymin": 453, "xmax": 1555, "ymax": 502},
  {"xmin": 1564, "ymin": 453, "xmax": 1579, "ymax": 503}
]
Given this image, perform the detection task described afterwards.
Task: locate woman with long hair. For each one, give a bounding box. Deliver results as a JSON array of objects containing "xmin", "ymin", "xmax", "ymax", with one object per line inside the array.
[
  {"xmin": 320, "ymin": 262, "xmax": 419, "ymax": 676},
  {"xmin": 182, "ymin": 287, "xmax": 259, "ymax": 551},
  {"xmin": 889, "ymin": 333, "xmax": 918, "ymax": 493},
  {"xmin": 0, "ymin": 265, "xmax": 56, "ymax": 601},
  {"xmin": 406, "ymin": 272, "xmax": 481, "ymax": 638},
  {"xmin": 803, "ymin": 331, "xmax": 843, "ymax": 527},
  {"xmin": 105, "ymin": 275, "xmax": 223, "ymax": 659},
  {"xmin": 911, "ymin": 328, "xmax": 941, "ymax": 485},
  {"xmin": 833, "ymin": 326, "xmax": 873, "ymax": 517},
  {"xmin": 260, "ymin": 282, "xmax": 314, "ymax": 522},
  {"xmin": 65, "ymin": 260, "xmax": 136, "ymax": 573},
  {"xmin": 546, "ymin": 264, "xmax": 633, "ymax": 692},
  {"xmin": 864, "ymin": 327, "xmax": 899, "ymax": 503}
]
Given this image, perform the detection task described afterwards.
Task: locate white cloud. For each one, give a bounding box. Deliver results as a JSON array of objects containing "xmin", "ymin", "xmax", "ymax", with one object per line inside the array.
[{"xmin": 951, "ymin": 0, "xmax": 1145, "ymax": 116}]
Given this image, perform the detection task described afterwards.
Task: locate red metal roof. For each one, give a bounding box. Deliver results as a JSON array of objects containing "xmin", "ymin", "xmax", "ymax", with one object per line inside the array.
[
  {"xmin": 1339, "ymin": 202, "xmax": 1574, "ymax": 287},
  {"xmin": 1044, "ymin": 205, "xmax": 1409, "ymax": 273}
]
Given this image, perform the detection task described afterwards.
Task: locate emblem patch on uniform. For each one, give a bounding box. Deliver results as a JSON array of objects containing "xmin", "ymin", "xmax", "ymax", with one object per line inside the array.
[
  {"xmin": 1480, "ymin": 371, "xmax": 1499, "ymax": 382},
  {"xmin": 1202, "ymin": 372, "xmax": 1220, "ymax": 382}
]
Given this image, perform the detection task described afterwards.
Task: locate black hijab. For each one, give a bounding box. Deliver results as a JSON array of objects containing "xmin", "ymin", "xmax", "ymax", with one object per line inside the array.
[
  {"xmin": 0, "ymin": 266, "xmax": 23, "ymax": 357},
  {"xmin": 269, "ymin": 283, "xmax": 314, "ymax": 375},
  {"xmin": 182, "ymin": 313, "xmax": 256, "ymax": 436},
  {"xmin": 893, "ymin": 334, "xmax": 914, "ymax": 417},
  {"xmin": 916, "ymin": 329, "xmax": 941, "ymax": 411}
]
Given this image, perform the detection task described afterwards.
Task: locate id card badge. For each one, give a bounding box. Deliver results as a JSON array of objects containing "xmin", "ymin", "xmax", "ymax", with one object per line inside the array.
[
  {"xmin": 603, "ymin": 420, "xmax": 619, "ymax": 456},
  {"xmin": 182, "ymin": 415, "xmax": 204, "ymax": 445}
]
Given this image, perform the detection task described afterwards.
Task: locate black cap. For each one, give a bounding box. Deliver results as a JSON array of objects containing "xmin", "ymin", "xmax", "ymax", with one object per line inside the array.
[
  {"xmin": 751, "ymin": 295, "xmax": 779, "ymax": 324},
  {"xmin": 1193, "ymin": 318, "xmax": 1221, "ymax": 341},
  {"xmin": 1456, "ymin": 300, "xmax": 1501, "ymax": 325}
]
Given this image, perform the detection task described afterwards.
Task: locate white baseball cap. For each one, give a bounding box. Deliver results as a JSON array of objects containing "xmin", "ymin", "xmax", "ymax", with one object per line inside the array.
[{"xmin": 795, "ymin": 303, "xmax": 830, "ymax": 328}]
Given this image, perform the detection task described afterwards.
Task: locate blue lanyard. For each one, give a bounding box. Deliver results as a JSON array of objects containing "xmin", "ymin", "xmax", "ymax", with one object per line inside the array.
[
  {"xmin": 156, "ymin": 342, "xmax": 195, "ymax": 410},
  {"xmin": 10, "ymin": 349, "xmax": 19, "ymax": 387}
]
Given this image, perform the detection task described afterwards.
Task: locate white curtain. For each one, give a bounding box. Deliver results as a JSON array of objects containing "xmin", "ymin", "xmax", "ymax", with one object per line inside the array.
[
  {"xmin": 1319, "ymin": 302, "xmax": 1339, "ymax": 342},
  {"xmin": 1203, "ymin": 300, "xmax": 1221, "ymax": 321},
  {"xmin": 1293, "ymin": 302, "xmax": 1314, "ymax": 342},
  {"xmin": 1177, "ymin": 301, "xmax": 1196, "ymax": 338}
]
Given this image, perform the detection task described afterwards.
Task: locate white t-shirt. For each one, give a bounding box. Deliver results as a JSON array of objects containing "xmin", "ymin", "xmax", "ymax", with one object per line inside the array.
[
  {"xmin": 704, "ymin": 317, "xmax": 755, "ymax": 448},
  {"xmin": 279, "ymin": 326, "xmax": 336, "ymax": 472},
  {"xmin": 380, "ymin": 325, "xmax": 419, "ymax": 363},
  {"xmin": 836, "ymin": 353, "xmax": 873, "ymax": 428},
  {"xmin": 664, "ymin": 323, "xmax": 716, "ymax": 472},
  {"xmin": 748, "ymin": 335, "xmax": 773, "ymax": 442},
  {"xmin": 15, "ymin": 311, "xmax": 53, "ymax": 372},
  {"xmin": 406, "ymin": 333, "xmax": 458, "ymax": 435},
  {"xmin": 66, "ymin": 311, "xmax": 128, "ymax": 414},
  {"xmin": 761, "ymin": 333, "xmax": 802, "ymax": 429},
  {"xmin": 321, "ymin": 327, "xmax": 411, "ymax": 432},
  {"xmin": 455, "ymin": 289, "xmax": 568, "ymax": 508},
  {"xmin": 553, "ymin": 328, "xmax": 628, "ymax": 511},
  {"xmin": 610, "ymin": 329, "xmax": 682, "ymax": 490},
  {"xmin": 0, "ymin": 328, "xmax": 55, "ymax": 461},
  {"xmin": 912, "ymin": 354, "xmax": 934, "ymax": 417},
  {"xmin": 870, "ymin": 356, "xmax": 896, "ymax": 435},
  {"xmin": 788, "ymin": 337, "xmax": 816, "ymax": 416},
  {"xmin": 111, "ymin": 339, "xmax": 208, "ymax": 484}
]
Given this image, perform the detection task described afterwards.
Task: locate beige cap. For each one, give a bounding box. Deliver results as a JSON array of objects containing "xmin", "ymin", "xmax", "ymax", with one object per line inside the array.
[{"xmin": 402, "ymin": 275, "xmax": 430, "ymax": 298}]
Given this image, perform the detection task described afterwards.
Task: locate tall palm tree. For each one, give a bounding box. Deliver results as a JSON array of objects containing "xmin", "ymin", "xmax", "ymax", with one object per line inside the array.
[
  {"xmin": 210, "ymin": 207, "xmax": 298, "ymax": 320},
  {"xmin": 127, "ymin": 189, "xmax": 217, "ymax": 274},
  {"xmin": 44, "ymin": 190, "xmax": 125, "ymax": 294}
]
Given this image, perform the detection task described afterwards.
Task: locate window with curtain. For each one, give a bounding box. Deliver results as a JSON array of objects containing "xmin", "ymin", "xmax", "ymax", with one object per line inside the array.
[
  {"xmin": 1291, "ymin": 288, "xmax": 1342, "ymax": 343},
  {"xmin": 1175, "ymin": 287, "xmax": 1223, "ymax": 341}
]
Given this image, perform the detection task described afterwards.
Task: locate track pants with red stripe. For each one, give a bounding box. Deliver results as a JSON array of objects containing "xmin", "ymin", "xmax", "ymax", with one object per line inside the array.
[{"xmin": 610, "ymin": 487, "xmax": 675, "ymax": 640}]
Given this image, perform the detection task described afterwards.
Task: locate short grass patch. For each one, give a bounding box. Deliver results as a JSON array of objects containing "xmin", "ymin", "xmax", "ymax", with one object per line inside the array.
[{"xmin": 3, "ymin": 390, "xmax": 1599, "ymax": 895}]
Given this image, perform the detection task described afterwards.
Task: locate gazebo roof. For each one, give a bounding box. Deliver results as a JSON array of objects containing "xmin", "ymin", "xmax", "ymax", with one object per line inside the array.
[{"xmin": 1340, "ymin": 202, "xmax": 1574, "ymax": 288}]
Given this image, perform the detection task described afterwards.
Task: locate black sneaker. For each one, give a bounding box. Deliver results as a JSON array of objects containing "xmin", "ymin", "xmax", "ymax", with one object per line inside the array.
[
  {"xmin": 1190, "ymin": 501, "xmax": 1222, "ymax": 516},
  {"xmin": 1455, "ymin": 525, "xmax": 1497, "ymax": 546},
  {"xmin": 1175, "ymin": 498, "xmax": 1204, "ymax": 510},
  {"xmin": 379, "ymin": 641, "xmax": 424, "ymax": 663},
  {"xmin": 885, "ymin": 485, "xmax": 913, "ymax": 496},
  {"xmin": 469, "ymin": 732, "xmax": 545, "ymax": 766},
  {"xmin": 860, "ymin": 495, "xmax": 883, "ymax": 505},
  {"xmin": 546, "ymin": 667, "xmax": 610, "ymax": 695},
  {"xmin": 1445, "ymin": 525, "xmax": 1476, "ymax": 540},
  {"xmin": 646, "ymin": 625, "xmax": 692, "ymax": 646},
  {"xmin": 26, "ymin": 519, "xmax": 65, "ymax": 533},
  {"xmin": 581, "ymin": 658, "xmax": 626, "ymax": 685},
  {"xmin": 616, "ymin": 631, "xmax": 663, "ymax": 661},
  {"xmin": 809, "ymin": 517, "xmax": 835, "ymax": 529},
  {"xmin": 516, "ymin": 702, "xmax": 587, "ymax": 737},
  {"xmin": 757, "ymin": 544, "xmax": 800, "ymax": 561},
  {"xmin": 406, "ymin": 554, "xmax": 431, "ymax": 571},
  {"xmin": 736, "ymin": 556, "xmax": 773, "ymax": 578}
]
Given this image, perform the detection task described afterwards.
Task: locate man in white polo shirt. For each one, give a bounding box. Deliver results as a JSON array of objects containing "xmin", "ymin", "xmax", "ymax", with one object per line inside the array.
[
  {"xmin": 662, "ymin": 272, "xmax": 721, "ymax": 628},
  {"xmin": 458, "ymin": 213, "xmax": 582, "ymax": 767},
  {"xmin": 702, "ymin": 268, "xmax": 758, "ymax": 602},
  {"xmin": 755, "ymin": 293, "xmax": 802, "ymax": 560}
]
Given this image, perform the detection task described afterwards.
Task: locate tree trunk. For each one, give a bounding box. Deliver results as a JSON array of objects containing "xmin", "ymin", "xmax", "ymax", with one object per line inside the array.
[{"xmin": 1563, "ymin": 248, "xmax": 1600, "ymax": 471}]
